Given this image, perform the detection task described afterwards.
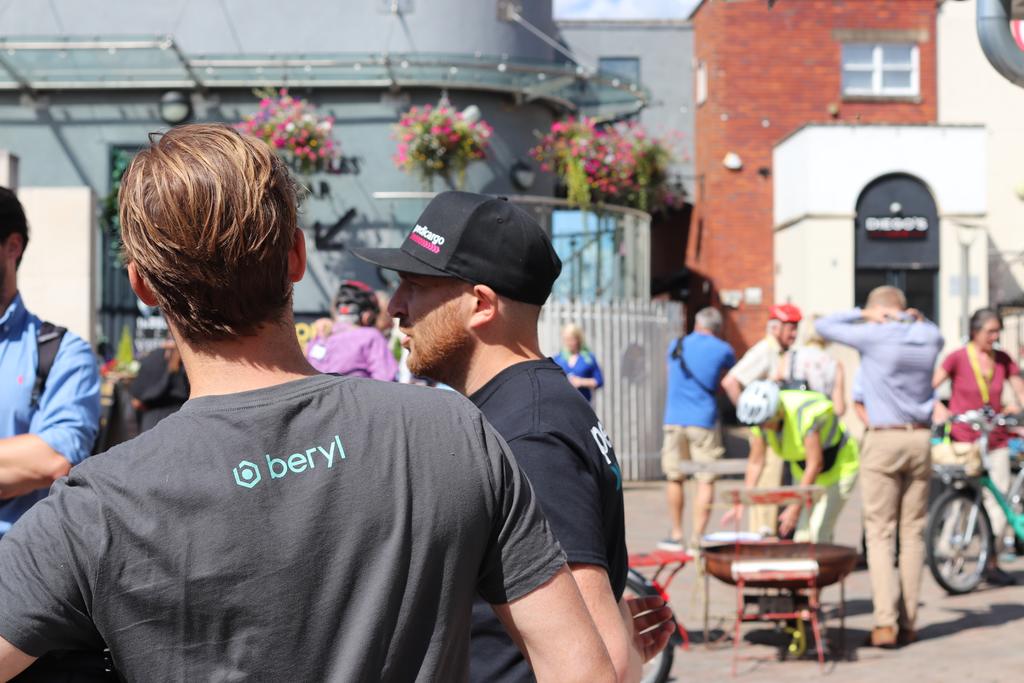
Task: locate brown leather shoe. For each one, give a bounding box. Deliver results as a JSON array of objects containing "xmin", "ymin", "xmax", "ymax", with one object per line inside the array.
[
  {"xmin": 869, "ymin": 626, "xmax": 898, "ymax": 648},
  {"xmin": 897, "ymin": 629, "xmax": 917, "ymax": 647}
]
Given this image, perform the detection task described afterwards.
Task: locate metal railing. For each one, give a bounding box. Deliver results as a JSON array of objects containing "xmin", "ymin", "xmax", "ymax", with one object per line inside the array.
[
  {"xmin": 539, "ymin": 299, "xmax": 684, "ymax": 480},
  {"xmin": 0, "ymin": 38, "xmax": 649, "ymax": 116}
]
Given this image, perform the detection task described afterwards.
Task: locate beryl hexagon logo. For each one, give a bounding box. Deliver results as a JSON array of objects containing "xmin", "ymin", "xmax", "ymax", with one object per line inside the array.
[{"xmin": 233, "ymin": 460, "xmax": 262, "ymax": 489}]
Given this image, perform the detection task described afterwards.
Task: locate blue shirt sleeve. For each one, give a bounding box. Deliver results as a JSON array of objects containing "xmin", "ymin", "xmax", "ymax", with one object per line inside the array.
[
  {"xmin": 28, "ymin": 335, "xmax": 100, "ymax": 465},
  {"xmin": 724, "ymin": 346, "xmax": 737, "ymax": 372},
  {"xmin": 589, "ymin": 358, "xmax": 602, "ymax": 389},
  {"xmin": 552, "ymin": 353, "xmax": 569, "ymax": 374},
  {"xmin": 815, "ymin": 309, "xmax": 873, "ymax": 351}
]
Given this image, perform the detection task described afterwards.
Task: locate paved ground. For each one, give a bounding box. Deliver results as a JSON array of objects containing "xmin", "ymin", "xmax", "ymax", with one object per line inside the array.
[{"xmin": 624, "ymin": 479, "xmax": 1024, "ymax": 682}]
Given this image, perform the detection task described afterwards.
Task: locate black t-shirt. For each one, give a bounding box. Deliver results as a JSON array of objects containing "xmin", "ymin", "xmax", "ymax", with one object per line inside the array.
[
  {"xmin": 468, "ymin": 359, "xmax": 628, "ymax": 683},
  {"xmin": 0, "ymin": 375, "xmax": 565, "ymax": 682}
]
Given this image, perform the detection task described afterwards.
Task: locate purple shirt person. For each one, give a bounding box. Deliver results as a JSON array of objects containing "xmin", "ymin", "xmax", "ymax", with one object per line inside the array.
[
  {"xmin": 305, "ymin": 281, "xmax": 397, "ymax": 381},
  {"xmin": 306, "ymin": 323, "xmax": 397, "ymax": 381}
]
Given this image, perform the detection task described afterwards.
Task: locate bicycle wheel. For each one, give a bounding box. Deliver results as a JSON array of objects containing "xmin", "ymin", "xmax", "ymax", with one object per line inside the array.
[
  {"xmin": 625, "ymin": 570, "xmax": 674, "ymax": 683},
  {"xmin": 926, "ymin": 487, "xmax": 993, "ymax": 595}
]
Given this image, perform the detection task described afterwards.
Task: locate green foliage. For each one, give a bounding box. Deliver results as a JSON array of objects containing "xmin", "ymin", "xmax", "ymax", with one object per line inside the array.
[{"xmin": 100, "ymin": 148, "xmax": 136, "ymax": 268}]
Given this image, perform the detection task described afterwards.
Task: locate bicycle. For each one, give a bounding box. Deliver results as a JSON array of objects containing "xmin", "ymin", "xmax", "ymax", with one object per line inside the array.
[
  {"xmin": 925, "ymin": 408, "xmax": 1024, "ymax": 595},
  {"xmin": 626, "ymin": 549, "xmax": 692, "ymax": 683}
]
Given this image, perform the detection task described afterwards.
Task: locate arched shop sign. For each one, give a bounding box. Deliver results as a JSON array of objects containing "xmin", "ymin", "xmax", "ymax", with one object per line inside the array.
[{"xmin": 855, "ymin": 173, "xmax": 939, "ymax": 270}]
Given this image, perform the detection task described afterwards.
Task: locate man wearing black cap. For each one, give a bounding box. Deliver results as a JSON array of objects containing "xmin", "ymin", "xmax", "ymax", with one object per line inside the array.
[{"xmin": 355, "ymin": 191, "xmax": 673, "ymax": 682}]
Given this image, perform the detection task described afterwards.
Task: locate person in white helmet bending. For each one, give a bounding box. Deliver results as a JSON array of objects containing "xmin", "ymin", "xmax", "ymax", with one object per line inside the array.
[{"xmin": 723, "ymin": 381, "xmax": 859, "ymax": 543}]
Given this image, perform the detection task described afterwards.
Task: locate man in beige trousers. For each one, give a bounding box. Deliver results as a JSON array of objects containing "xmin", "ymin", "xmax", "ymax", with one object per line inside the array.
[{"xmin": 816, "ymin": 286, "xmax": 943, "ymax": 648}]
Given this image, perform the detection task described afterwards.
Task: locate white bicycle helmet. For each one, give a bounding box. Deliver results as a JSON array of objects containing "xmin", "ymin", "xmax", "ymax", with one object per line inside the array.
[{"xmin": 737, "ymin": 380, "xmax": 781, "ymax": 425}]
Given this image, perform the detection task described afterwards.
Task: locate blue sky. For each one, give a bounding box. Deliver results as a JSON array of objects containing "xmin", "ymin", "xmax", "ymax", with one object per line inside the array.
[{"xmin": 553, "ymin": 0, "xmax": 701, "ymax": 19}]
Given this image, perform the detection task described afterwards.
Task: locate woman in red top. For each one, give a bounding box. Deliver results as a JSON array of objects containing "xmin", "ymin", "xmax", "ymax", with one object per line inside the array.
[{"xmin": 933, "ymin": 308, "xmax": 1024, "ymax": 585}]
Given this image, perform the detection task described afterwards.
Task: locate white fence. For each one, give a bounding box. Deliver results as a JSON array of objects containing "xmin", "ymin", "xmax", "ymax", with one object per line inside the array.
[{"xmin": 539, "ymin": 300, "xmax": 685, "ymax": 481}]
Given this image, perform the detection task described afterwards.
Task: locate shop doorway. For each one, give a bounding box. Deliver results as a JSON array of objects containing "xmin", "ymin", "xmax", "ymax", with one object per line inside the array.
[
  {"xmin": 854, "ymin": 173, "xmax": 939, "ymax": 321},
  {"xmin": 854, "ymin": 269, "xmax": 938, "ymax": 321}
]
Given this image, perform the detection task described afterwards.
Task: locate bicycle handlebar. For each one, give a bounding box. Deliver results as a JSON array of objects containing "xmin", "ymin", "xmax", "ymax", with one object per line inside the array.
[{"xmin": 950, "ymin": 409, "xmax": 1023, "ymax": 431}]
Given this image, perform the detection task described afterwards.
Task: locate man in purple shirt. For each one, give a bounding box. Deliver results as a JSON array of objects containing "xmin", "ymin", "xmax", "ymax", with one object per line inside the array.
[
  {"xmin": 816, "ymin": 285, "xmax": 943, "ymax": 649},
  {"xmin": 305, "ymin": 280, "xmax": 397, "ymax": 381}
]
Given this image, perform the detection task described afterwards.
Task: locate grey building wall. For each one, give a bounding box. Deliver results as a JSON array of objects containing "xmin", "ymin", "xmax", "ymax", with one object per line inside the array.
[
  {"xmin": 0, "ymin": 0, "xmax": 570, "ymax": 335},
  {"xmin": 0, "ymin": 0, "xmax": 559, "ymax": 60},
  {"xmin": 557, "ymin": 19, "xmax": 695, "ymax": 189},
  {"xmin": 0, "ymin": 87, "xmax": 556, "ymax": 322}
]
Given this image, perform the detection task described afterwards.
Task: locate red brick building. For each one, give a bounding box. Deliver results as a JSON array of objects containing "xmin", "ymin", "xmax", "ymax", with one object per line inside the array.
[{"xmin": 690, "ymin": 0, "xmax": 939, "ymax": 352}]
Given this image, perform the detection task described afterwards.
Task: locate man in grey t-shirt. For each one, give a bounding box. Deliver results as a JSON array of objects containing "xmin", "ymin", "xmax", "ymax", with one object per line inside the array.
[{"xmin": 0, "ymin": 125, "xmax": 615, "ymax": 682}]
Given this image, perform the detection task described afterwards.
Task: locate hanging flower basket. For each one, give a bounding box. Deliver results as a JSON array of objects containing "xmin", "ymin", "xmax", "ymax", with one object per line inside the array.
[
  {"xmin": 236, "ymin": 88, "xmax": 340, "ymax": 175},
  {"xmin": 530, "ymin": 117, "xmax": 686, "ymax": 213},
  {"xmin": 393, "ymin": 102, "xmax": 493, "ymax": 189}
]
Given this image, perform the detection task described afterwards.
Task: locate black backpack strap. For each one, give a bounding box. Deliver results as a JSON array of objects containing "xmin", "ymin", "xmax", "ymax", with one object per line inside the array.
[
  {"xmin": 33, "ymin": 322, "xmax": 67, "ymax": 410},
  {"xmin": 671, "ymin": 335, "xmax": 715, "ymax": 394},
  {"xmin": 780, "ymin": 348, "xmax": 809, "ymax": 392}
]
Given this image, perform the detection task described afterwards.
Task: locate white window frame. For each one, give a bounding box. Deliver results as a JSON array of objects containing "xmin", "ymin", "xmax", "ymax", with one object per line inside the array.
[
  {"xmin": 841, "ymin": 43, "xmax": 919, "ymax": 98},
  {"xmin": 695, "ymin": 61, "xmax": 707, "ymax": 106}
]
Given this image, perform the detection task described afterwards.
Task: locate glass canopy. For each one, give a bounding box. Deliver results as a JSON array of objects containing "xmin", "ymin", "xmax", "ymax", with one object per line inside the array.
[{"xmin": 0, "ymin": 36, "xmax": 648, "ymax": 117}]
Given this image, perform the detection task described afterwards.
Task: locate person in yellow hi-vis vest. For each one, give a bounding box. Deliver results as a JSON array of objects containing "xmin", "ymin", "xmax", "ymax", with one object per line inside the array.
[{"xmin": 724, "ymin": 381, "xmax": 859, "ymax": 542}]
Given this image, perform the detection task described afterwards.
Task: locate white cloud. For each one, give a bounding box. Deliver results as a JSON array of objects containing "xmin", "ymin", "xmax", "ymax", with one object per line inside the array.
[{"xmin": 553, "ymin": 0, "xmax": 701, "ymax": 20}]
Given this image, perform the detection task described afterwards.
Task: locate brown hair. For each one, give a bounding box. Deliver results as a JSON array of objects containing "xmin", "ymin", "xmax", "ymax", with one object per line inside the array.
[{"xmin": 119, "ymin": 124, "xmax": 299, "ymax": 343}]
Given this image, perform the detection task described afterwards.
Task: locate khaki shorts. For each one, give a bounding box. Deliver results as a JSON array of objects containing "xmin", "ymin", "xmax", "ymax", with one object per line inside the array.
[{"xmin": 661, "ymin": 424, "xmax": 725, "ymax": 483}]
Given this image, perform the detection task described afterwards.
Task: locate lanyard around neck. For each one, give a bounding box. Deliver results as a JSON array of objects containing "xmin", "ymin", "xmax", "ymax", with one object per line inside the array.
[{"xmin": 966, "ymin": 342, "xmax": 993, "ymax": 404}]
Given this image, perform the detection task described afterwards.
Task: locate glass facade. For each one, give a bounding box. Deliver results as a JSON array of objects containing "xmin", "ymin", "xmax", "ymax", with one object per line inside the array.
[{"xmin": 0, "ymin": 38, "xmax": 648, "ymax": 117}]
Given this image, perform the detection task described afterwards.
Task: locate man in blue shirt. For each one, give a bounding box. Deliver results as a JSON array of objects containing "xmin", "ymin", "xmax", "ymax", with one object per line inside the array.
[
  {"xmin": 659, "ymin": 307, "xmax": 735, "ymax": 551},
  {"xmin": 0, "ymin": 187, "xmax": 100, "ymax": 535}
]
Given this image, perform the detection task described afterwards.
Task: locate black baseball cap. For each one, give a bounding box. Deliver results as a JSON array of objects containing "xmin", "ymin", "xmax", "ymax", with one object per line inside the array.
[{"xmin": 352, "ymin": 191, "xmax": 562, "ymax": 306}]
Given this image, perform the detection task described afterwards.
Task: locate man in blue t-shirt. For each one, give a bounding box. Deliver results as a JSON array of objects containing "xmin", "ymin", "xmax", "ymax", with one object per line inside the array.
[
  {"xmin": 0, "ymin": 187, "xmax": 100, "ymax": 535},
  {"xmin": 659, "ymin": 307, "xmax": 735, "ymax": 551}
]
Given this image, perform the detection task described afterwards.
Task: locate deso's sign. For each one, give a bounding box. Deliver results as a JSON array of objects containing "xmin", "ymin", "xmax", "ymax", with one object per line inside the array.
[{"xmin": 865, "ymin": 216, "xmax": 929, "ymax": 240}]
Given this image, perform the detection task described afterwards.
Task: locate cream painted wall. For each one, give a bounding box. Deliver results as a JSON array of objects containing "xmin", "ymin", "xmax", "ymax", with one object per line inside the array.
[
  {"xmin": 938, "ymin": 0, "xmax": 1024, "ymax": 305},
  {"xmin": 773, "ymin": 124, "xmax": 986, "ymax": 227},
  {"xmin": 17, "ymin": 187, "xmax": 97, "ymax": 344},
  {"xmin": 774, "ymin": 216, "xmax": 856, "ymax": 316}
]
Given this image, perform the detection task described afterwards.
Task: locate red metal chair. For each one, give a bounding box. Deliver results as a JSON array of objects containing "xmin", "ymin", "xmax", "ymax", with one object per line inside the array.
[
  {"xmin": 719, "ymin": 486, "xmax": 826, "ymax": 676},
  {"xmin": 627, "ymin": 548, "xmax": 693, "ymax": 650}
]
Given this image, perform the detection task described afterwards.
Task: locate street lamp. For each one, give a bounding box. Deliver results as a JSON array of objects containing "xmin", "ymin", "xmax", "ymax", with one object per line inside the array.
[
  {"xmin": 159, "ymin": 91, "xmax": 193, "ymax": 126},
  {"xmin": 954, "ymin": 221, "xmax": 983, "ymax": 341},
  {"xmin": 510, "ymin": 159, "xmax": 536, "ymax": 191}
]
